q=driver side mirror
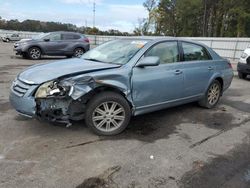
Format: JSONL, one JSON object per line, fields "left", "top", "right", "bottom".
{"left": 44, "top": 38, "right": 50, "bottom": 42}
{"left": 136, "top": 56, "right": 160, "bottom": 67}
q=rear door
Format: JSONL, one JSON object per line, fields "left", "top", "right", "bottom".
{"left": 132, "top": 41, "right": 184, "bottom": 108}
{"left": 180, "top": 42, "right": 215, "bottom": 97}
{"left": 61, "top": 33, "right": 81, "bottom": 53}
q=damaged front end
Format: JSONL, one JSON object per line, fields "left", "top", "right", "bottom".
{"left": 35, "top": 76, "right": 96, "bottom": 125}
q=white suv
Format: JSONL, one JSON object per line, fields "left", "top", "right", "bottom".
{"left": 237, "top": 47, "right": 250, "bottom": 79}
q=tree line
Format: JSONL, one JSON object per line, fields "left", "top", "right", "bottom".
{"left": 0, "top": 17, "right": 131, "bottom": 36}
{"left": 134, "top": 0, "right": 250, "bottom": 37}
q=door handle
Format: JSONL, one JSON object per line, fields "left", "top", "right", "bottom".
{"left": 174, "top": 70, "right": 183, "bottom": 75}
{"left": 208, "top": 66, "right": 214, "bottom": 70}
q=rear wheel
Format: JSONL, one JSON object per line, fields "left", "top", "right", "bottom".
{"left": 238, "top": 72, "right": 247, "bottom": 79}
{"left": 28, "top": 47, "right": 41, "bottom": 60}
{"left": 6, "top": 38, "right": 10, "bottom": 42}
{"left": 85, "top": 92, "right": 131, "bottom": 136}
{"left": 199, "top": 80, "right": 221, "bottom": 109}
{"left": 73, "top": 47, "right": 85, "bottom": 57}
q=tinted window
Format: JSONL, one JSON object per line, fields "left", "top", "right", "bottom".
{"left": 48, "top": 33, "right": 61, "bottom": 41}
{"left": 182, "top": 42, "right": 211, "bottom": 61}
{"left": 145, "top": 41, "right": 179, "bottom": 64}
{"left": 62, "top": 34, "right": 80, "bottom": 40}
{"left": 73, "top": 34, "right": 81, "bottom": 39}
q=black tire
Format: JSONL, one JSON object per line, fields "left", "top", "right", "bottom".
{"left": 6, "top": 38, "right": 10, "bottom": 42}
{"left": 198, "top": 80, "right": 222, "bottom": 109}
{"left": 238, "top": 72, "right": 247, "bottom": 79}
{"left": 73, "top": 47, "right": 85, "bottom": 57}
{"left": 28, "top": 47, "right": 41, "bottom": 60}
{"left": 85, "top": 91, "right": 131, "bottom": 136}
{"left": 66, "top": 55, "right": 73, "bottom": 58}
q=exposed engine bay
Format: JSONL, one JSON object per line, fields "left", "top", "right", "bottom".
{"left": 34, "top": 75, "right": 130, "bottom": 126}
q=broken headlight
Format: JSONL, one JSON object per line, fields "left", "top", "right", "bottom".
{"left": 35, "top": 81, "right": 70, "bottom": 98}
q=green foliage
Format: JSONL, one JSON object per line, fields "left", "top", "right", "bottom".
{"left": 0, "top": 18, "right": 131, "bottom": 36}
{"left": 138, "top": 0, "right": 250, "bottom": 37}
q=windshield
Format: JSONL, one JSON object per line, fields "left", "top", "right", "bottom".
{"left": 32, "top": 33, "right": 50, "bottom": 40}
{"left": 82, "top": 39, "right": 148, "bottom": 65}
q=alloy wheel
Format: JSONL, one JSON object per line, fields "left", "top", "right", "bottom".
{"left": 74, "top": 48, "right": 84, "bottom": 57}
{"left": 30, "top": 48, "right": 41, "bottom": 59}
{"left": 207, "top": 83, "right": 220, "bottom": 105}
{"left": 92, "top": 101, "right": 125, "bottom": 132}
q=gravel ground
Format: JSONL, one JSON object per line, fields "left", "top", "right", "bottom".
{"left": 0, "top": 42, "right": 250, "bottom": 188}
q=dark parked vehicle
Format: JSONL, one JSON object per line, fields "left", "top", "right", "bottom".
{"left": 14, "top": 32, "right": 90, "bottom": 59}
{"left": 10, "top": 38, "right": 233, "bottom": 135}
{"left": 2, "top": 34, "right": 21, "bottom": 42}
{"left": 237, "top": 47, "right": 250, "bottom": 79}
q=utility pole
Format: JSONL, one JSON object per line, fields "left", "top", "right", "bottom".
{"left": 93, "top": 0, "right": 96, "bottom": 28}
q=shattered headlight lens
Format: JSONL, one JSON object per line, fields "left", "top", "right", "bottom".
{"left": 35, "top": 81, "right": 69, "bottom": 98}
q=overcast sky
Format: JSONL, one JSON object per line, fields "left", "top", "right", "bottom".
{"left": 0, "top": 0, "right": 148, "bottom": 32}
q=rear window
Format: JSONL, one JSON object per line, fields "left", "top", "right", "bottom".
{"left": 62, "top": 34, "right": 81, "bottom": 40}
{"left": 182, "top": 42, "right": 211, "bottom": 61}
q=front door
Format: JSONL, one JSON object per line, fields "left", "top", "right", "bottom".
{"left": 42, "top": 33, "right": 63, "bottom": 54}
{"left": 132, "top": 41, "right": 184, "bottom": 110}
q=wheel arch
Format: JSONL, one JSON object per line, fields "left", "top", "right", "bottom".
{"left": 206, "top": 75, "right": 224, "bottom": 95}
{"left": 81, "top": 85, "right": 133, "bottom": 109}
{"left": 74, "top": 46, "right": 86, "bottom": 52}
{"left": 215, "top": 77, "right": 224, "bottom": 92}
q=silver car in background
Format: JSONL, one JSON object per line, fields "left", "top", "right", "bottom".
{"left": 2, "top": 33, "right": 21, "bottom": 42}
{"left": 14, "top": 31, "right": 90, "bottom": 59}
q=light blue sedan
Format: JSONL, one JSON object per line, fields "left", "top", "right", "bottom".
{"left": 10, "top": 38, "right": 234, "bottom": 135}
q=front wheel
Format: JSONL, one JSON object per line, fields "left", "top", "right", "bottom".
{"left": 85, "top": 92, "right": 131, "bottom": 136}
{"left": 28, "top": 47, "right": 41, "bottom": 60}
{"left": 198, "top": 80, "right": 222, "bottom": 109}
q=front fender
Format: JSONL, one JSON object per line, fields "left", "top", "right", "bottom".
{"left": 66, "top": 77, "right": 131, "bottom": 102}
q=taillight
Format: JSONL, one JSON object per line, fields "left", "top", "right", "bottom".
{"left": 84, "top": 38, "right": 90, "bottom": 43}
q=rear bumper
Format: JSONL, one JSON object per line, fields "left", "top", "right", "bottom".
{"left": 237, "top": 62, "right": 250, "bottom": 74}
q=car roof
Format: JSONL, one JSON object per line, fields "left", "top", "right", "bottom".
{"left": 118, "top": 37, "right": 208, "bottom": 48}
{"left": 49, "top": 31, "right": 84, "bottom": 35}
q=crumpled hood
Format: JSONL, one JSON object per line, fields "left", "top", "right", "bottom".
{"left": 18, "top": 58, "right": 120, "bottom": 84}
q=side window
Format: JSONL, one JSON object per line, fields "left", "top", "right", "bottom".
{"left": 73, "top": 34, "right": 81, "bottom": 39}
{"left": 62, "top": 34, "right": 73, "bottom": 40}
{"left": 62, "top": 34, "right": 81, "bottom": 40}
{"left": 182, "top": 42, "right": 211, "bottom": 61}
{"left": 49, "top": 33, "right": 61, "bottom": 41}
{"left": 144, "top": 41, "right": 179, "bottom": 64}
